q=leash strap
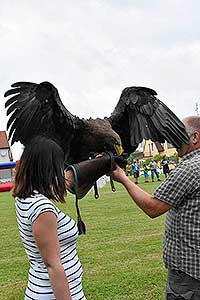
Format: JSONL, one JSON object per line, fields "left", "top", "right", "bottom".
{"left": 67, "top": 165, "right": 86, "bottom": 235}
{"left": 107, "top": 151, "right": 116, "bottom": 192}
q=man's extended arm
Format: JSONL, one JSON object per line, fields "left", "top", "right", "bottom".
{"left": 113, "top": 166, "right": 171, "bottom": 218}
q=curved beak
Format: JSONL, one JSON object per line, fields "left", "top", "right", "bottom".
{"left": 114, "top": 144, "right": 124, "bottom": 156}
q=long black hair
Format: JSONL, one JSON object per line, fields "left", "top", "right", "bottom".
{"left": 13, "top": 136, "right": 66, "bottom": 202}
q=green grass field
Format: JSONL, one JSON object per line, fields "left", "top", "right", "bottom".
{"left": 0, "top": 176, "right": 166, "bottom": 300}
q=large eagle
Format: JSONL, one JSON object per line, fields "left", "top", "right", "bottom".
{"left": 4, "top": 81, "right": 189, "bottom": 163}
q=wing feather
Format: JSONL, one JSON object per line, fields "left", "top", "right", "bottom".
{"left": 4, "top": 81, "right": 83, "bottom": 160}
{"left": 108, "top": 86, "right": 189, "bottom": 154}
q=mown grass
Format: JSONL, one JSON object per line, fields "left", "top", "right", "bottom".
{"left": 0, "top": 176, "right": 166, "bottom": 300}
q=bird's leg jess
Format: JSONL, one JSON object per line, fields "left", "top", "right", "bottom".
{"left": 106, "top": 152, "right": 116, "bottom": 192}
{"left": 89, "top": 152, "right": 100, "bottom": 199}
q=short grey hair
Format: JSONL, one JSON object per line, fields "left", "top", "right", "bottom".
{"left": 184, "top": 116, "right": 200, "bottom": 136}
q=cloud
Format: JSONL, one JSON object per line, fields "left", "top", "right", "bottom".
{"left": 1, "top": 0, "right": 200, "bottom": 159}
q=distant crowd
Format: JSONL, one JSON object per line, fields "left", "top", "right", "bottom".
{"left": 127, "top": 156, "right": 171, "bottom": 184}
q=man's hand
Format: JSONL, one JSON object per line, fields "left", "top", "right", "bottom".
{"left": 114, "top": 153, "right": 128, "bottom": 170}
{"left": 113, "top": 165, "right": 128, "bottom": 184}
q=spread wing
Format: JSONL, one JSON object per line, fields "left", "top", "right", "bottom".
{"left": 4, "top": 81, "right": 84, "bottom": 160}
{"left": 108, "top": 86, "right": 189, "bottom": 154}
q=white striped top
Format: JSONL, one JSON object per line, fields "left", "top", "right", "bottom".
{"left": 15, "top": 191, "right": 86, "bottom": 300}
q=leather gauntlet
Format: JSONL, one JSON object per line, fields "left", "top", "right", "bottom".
{"left": 66, "top": 153, "right": 111, "bottom": 199}
{"left": 66, "top": 152, "right": 127, "bottom": 235}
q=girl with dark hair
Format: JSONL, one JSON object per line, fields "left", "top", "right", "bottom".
{"left": 13, "top": 136, "right": 85, "bottom": 300}
{"left": 13, "top": 135, "right": 125, "bottom": 300}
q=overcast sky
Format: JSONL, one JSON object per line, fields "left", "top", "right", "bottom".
{"left": 1, "top": 0, "right": 200, "bottom": 159}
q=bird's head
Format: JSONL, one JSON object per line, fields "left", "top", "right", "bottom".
{"left": 103, "top": 131, "right": 124, "bottom": 156}
{"left": 86, "top": 118, "right": 124, "bottom": 156}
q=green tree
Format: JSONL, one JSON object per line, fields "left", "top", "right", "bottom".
{"left": 127, "top": 151, "right": 143, "bottom": 164}
{"left": 153, "top": 153, "right": 164, "bottom": 163}
{"left": 168, "top": 152, "right": 179, "bottom": 164}
{"left": 142, "top": 158, "right": 151, "bottom": 166}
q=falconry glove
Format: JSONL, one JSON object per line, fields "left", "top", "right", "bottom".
{"left": 66, "top": 152, "right": 127, "bottom": 235}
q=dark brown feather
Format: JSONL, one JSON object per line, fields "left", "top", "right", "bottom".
{"left": 5, "top": 83, "right": 189, "bottom": 164}
{"left": 108, "top": 86, "right": 189, "bottom": 152}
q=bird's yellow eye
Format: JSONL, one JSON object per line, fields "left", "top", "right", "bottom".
{"left": 114, "top": 144, "right": 123, "bottom": 156}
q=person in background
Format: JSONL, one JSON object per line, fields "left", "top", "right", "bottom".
{"left": 149, "top": 159, "right": 161, "bottom": 182}
{"left": 161, "top": 155, "right": 170, "bottom": 178}
{"left": 113, "top": 116, "right": 200, "bottom": 300}
{"left": 143, "top": 163, "right": 149, "bottom": 183}
{"left": 131, "top": 159, "right": 140, "bottom": 184}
